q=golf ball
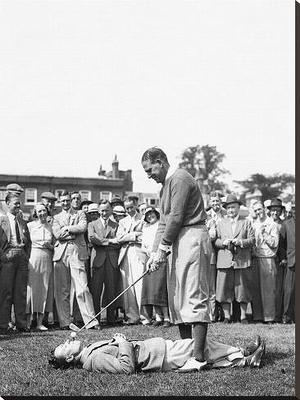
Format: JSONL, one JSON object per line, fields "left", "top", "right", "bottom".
{"left": 70, "top": 332, "right": 77, "bottom": 339}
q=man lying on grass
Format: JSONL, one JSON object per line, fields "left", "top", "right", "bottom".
{"left": 49, "top": 333, "right": 266, "bottom": 373}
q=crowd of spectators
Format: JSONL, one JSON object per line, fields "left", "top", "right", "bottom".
{"left": 0, "top": 181, "right": 295, "bottom": 335}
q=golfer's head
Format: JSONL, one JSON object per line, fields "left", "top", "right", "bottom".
{"left": 141, "top": 147, "right": 169, "bottom": 184}
{"left": 49, "top": 339, "right": 83, "bottom": 369}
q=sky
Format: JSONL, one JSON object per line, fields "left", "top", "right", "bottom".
{"left": 0, "top": 0, "right": 294, "bottom": 194}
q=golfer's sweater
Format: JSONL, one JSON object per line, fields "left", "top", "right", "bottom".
{"left": 152, "top": 168, "right": 207, "bottom": 251}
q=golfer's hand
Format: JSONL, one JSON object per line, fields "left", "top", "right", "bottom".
{"left": 223, "top": 239, "right": 231, "bottom": 247}
{"left": 147, "top": 250, "right": 167, "bottom": 273}
{"left": 113, "top": 333, "right": 127, "bottom": 343}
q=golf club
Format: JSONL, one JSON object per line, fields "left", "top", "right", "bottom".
{"left": 69, "top": 268, "right": 150, "bottom": 337}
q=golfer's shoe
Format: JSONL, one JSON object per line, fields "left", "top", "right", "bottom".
{"left": 176, "top": 357, "right": 208, "bottom": 373}
{"left": 242, "top": 335, "right": 261, "bottom": 356}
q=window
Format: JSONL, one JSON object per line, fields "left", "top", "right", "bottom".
{"left": 100, "top": 191, "right": 112, "bottom": 201}
{"left": 25, "top": 188, "right": 37, "bottom": 205}
{"left": 0, "top": 188, "right": 6, "bottom": 202}
{"left": 55, "top": 189, "right": 66, "bottom": 205}
{"left": 79, "top": 190, "right": 91, "bottom": 201}
{"left": 145, "top": 197, "right": 158, "bottom": 207}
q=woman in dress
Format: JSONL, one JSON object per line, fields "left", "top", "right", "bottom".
{"left": 139, "top": 207, "right": 170, "bottom": 327}
{"left": 26, "top": 203, "right": 54, "bottom": 331}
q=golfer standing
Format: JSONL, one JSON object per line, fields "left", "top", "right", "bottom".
{"left": 141, "top": 147, "right": 211, "bottom": 372}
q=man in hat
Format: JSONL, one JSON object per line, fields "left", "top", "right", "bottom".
{"left": 88, "top": 200, "right": 121, "bottom": 326}
{"left": 267, "top": 198, "right": 285, "bottom": 322}
{"left": 0, "top": 192, "right": 31, "bottom": 333}
{"left": 41, "top": 192, "right": 57, "bottom": 223}
{"left": 141, "top": 147, "right": 211, "bottom": 373}
{"left": 215, "top": 194, "right": 255, "bottom": 324}
{"left": 205, "top": 192, "right": 227, "bottom": 322}
{"left": 278, "top": 202, "right": 295, "bottom": 323}
{"left": 251, "top": 201, "right": 279, "bottom": 323}
{"left": 0, "top": 183, "right": 24, "bottom": 216}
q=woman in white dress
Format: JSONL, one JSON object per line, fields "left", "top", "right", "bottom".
{"left": 26, "top": 203, "right": 54, "bottom": 331}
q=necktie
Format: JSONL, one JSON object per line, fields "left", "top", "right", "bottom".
{"left": 15, "top": 217, "right": 21, "bottom": 244}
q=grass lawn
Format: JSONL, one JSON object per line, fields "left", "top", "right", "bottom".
{"left": 0, "top": 322, "right": 295, "bottom": 396}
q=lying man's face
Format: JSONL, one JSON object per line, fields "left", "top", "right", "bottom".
{"left": 54, "top": 339, "right": 83, "bottom": 363}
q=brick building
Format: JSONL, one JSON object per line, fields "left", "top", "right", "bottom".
{"left": 0, "top": 156, "right": 132, "bottom": 219}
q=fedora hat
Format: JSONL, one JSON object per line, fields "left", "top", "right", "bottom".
{"left": 87, "top": 203, "right": 99, "bottom": 214}
{"left": 41, "top": 191, "right": 57, "bottom": 201}
{"left": 6, "top": 183, "right": 24, "bottom": 193}
{"left": 112, "top": 205, "right": 126, "bottom": 215}
{"left": 222, "top": 194, "right": 242, "bottom": 208}
{"left": 267, "top": 198, "right": 284, "bottom": 210}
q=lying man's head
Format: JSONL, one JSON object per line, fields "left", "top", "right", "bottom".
{"left": 49, "top": 339, "right": 83, "bottom": 369}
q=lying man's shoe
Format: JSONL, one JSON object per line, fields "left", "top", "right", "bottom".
{"left": 249, "top": 340, "right": 266, "bottom": 368}
{"left": 176, "top": 357, "right": 207, "bottom": 373}
{"left": 242, "top": 335, "right": 261, "bottom": 356}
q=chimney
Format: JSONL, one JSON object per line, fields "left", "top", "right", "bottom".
{"left": 112, "top": 155, "right": 119, "bottom": 179}
{"left": 98, "top": 164, "right": 106, "bottom": 177}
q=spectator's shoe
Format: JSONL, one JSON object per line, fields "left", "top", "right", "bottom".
{"left": 36, "top": 325, "right": 48, "bottom": 332}
{"left": 241, "top": 318, "right": 248, "bottom": 325}
{"left": 223, "top": 318, "right": 230, "bottom": 324}
{"left": 176, "top": 357, "right": 208, "bottom": 373}
{"left": 16, "top": 327, "right": 31, "bottom": 333}
{"left": 162, "top": 321, "right": 171, "bottom": 328}
{"left": 153, "top": 321, "right": 162, "bottom": 327}
{"left": 123, "top": 320, "right": 140, "bottom": 326}
{"left": 242, "top": 335, "right": 261, "bottom": 356}
{"left": 282, "top": 316, "right": 293, "bottom": 324}
{"left": 91, "top": 324, "right": 101, "bottom": 330}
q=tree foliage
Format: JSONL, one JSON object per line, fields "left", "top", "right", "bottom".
{"left": 236, "top": 173, "right": 295, "bottom": 202}
{"left": 178, "top": 145, "right": 229, "bottom": 191}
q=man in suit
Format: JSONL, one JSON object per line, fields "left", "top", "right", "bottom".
{"left": 0, "top": 183, "right": 24, "bottom": 216}
{"left": 278, "top": 203, "right": 295, "bottom": 323}
{"left": 52, "top": 191, "right": 99, "bottom": 330}
{"left": 50, "top": 331, "right": 266, "bottom": 373}
{"left": 88, "top": 200, "right": 121, "bottom": 326}
{"left": 215, "top": 194, "right": 255, "bottom": 324}
{"left": 141, "top": 147, "right": 211, "bottom": 373}
{"left": 0, "top": 193, "right": 31, "bottom": 333}
{"left": 116, "top": 198, "right": 144, "bottom": 325}
{"left": 205, "top": 192, "right": 227, "bottom": 322}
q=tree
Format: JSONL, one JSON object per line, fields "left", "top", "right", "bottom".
{"left": 236, "top": 173, "right": 295, "bottom": 202}
{"left": 178, "top": 145, "right": 229, "bottom": 192}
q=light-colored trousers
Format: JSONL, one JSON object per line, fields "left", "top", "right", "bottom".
{"left": 54, "top": 244, "right": 97, "bottom": 329}
{"left": 208, "top": 263, "right": 217, "bottom": 320}
{"left": 119, "top": 245, "right": 146, "bottom": 323}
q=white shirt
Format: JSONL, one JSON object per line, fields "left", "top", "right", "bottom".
{"left": 228, "top": 214, "right": 240, "bottom": 234}
{"left": 7, "top": 211, "right": 20, "bottom": 246}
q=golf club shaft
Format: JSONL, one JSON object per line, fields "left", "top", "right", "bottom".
{"left": 77, "top": 269, "right": 150, "bottom": 333}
